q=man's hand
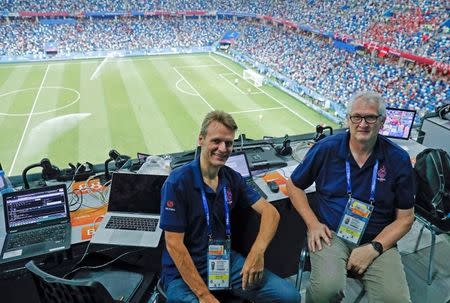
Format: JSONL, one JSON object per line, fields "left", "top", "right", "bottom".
{"left": 346, "top": 244, "right": 379, "bottom": 275}
{"left": 198, "top": 292, "right": 220, "bottom": 303}
{"left": 240, "top": 248, "right": 264, "bottom": 290}
{"left": 307, "top": 222, "right": 332, "bottom": 252}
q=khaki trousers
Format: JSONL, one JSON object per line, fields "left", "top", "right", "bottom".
{"left": 306, "top": 233, "right": 411, "bottom": 303}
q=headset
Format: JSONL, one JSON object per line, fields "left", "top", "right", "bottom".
{"left": 275, "top": 135, "right": 292, "bottom": 156}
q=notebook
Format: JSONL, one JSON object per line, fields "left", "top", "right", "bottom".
{"left": 1, "top": 184, "right": 71, "bottom": 263}
{"left": 225, "top": 152, "right": 268, "bottom": 199}
{"left": 91, "top": 172, "right": 167, "bottom": 247}
{"left": 379, "top": 107, "right": 416, "bottom": 140}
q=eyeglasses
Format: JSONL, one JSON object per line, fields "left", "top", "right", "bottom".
{"left": 348, "top": 115, "right": 381, "bottom": 124}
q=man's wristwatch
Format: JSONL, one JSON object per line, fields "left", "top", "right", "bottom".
{"left": 371, "top": 241, "right": 383, "bottom": 256}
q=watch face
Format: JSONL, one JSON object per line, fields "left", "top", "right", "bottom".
{"left": 372, "top": 241, "right": 383, "bottom": 254}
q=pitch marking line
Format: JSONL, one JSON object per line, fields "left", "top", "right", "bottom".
{"left": 229, "top": 107, "right": 284, "bottom": 115}
{"left": 172, "top": 67, "right": 214, "bottom": 110}
{"left": 219, "top": 73, "right": 247, "bottom": 95}
{"left": 175, "top": 64, "right": 221, "bottom": 68}
{"left": 0, "top": 86, "right": 80, "bottom": 116}
{"left": 209, "top": 54, "right": 315, "bottom": 127}
{"left": 219, "top": 73, "right": 264, "bottom": 96}
{"left": 175, "top": 79, "right": 198, "bottom": 96}
{"left": 9, "top": 64, "right": 50, "bottom": 176}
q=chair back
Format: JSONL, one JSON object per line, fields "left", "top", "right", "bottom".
{"left": 25, "top": 260, "right": 116, "bottom": 303}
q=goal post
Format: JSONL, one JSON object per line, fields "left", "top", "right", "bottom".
{"left": 243, "top": 69, "right": 265, "bottom": 87}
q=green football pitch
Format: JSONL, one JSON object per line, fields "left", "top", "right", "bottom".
{"left": 0, "top": 53, "right": 338, "bottom": 176}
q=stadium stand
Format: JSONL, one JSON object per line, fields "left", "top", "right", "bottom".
{"left": 0, "top": 0, "right": 448, "bottom": 115}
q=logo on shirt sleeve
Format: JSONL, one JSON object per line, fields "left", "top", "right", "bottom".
{"left": 165, "top": 200, "right": 175, "bottom": 212}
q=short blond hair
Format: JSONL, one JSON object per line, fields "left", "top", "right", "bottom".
{"left": 200, "top": 110, "right": 238, "bottom": 136}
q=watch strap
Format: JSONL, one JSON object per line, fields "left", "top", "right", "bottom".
{"left": 371, "top": 241, "right": 383, "bottom": 255}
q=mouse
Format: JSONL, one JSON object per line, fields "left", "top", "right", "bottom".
{"left": 267, "top": 181, "right": 279, "bottom": 193}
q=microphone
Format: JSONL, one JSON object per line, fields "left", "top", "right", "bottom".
{"left": 314, "top": 125, "right": 333, "bottom": 142}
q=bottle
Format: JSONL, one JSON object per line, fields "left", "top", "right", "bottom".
{"left": 0, "top": 170, "right": 14, "bottom": 195}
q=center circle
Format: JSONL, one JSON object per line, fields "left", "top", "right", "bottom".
{"left": 0, "top": 86, "right": 80, "bottom": 116}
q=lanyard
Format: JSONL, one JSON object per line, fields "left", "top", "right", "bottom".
{"left": 200, "top": 185, "right": 231, "bottom": 239}
{"left": 345, "top": 158, "right": 379, "bottom": 204}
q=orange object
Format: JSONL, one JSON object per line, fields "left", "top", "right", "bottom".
{"left": 70, "top": 205, "right": 107, "bottom": 226}
{"left": 81, "top": 223, "right": 100, "bottom": 240}
{"left": 71, "top": 178, "right": 106, "bottom": 194}
{"left": 262, "top": 171, "right": 288, "bottom": 196}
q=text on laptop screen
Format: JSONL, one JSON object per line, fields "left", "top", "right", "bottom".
{"left": 225, "top": 153, "right": 251, "bottom": 178}
{"left": 379, "top": 108, "right": 416, "bottom": 140}
{"left": 5, "top": 187, "right": 68, "bottom": 228}
{"left": 108, "top": 173, "right": 167, "bottom": 213}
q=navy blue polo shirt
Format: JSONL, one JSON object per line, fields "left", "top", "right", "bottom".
{"left": 291, "top": 132, "right": 414, "bottom": 244}
{"left": 159, "top": 158, "right": 261, "bottom": 286}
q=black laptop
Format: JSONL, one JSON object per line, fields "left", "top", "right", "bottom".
{"left": 225, "top": 152, "right": 267, "bottom": 199}
{"left": 1, "top": 184, "right": 71, "bottom": 263}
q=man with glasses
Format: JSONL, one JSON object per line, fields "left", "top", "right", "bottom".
{"left": 287, "top": 91, "right": 414, "bottom": 302}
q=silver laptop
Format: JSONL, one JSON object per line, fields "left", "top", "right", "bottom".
{"left": 1, "top": 184, "right": 71, "bottom": 263}
{"left": 91, "top": 172, "right": 167, "bottom": 247}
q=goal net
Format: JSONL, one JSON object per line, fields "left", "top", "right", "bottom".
{"left": 243, "top": 69, "right": 265, "bottom": 87}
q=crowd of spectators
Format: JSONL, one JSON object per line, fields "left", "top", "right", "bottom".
{"left": 234, "top": 23, "right": 448, "bottom": 114}
{"left": 2, "top": 0, "right": 448, "bottom": 62}
{"left": 0, "top": 3, "right": 448, "bottom": 115}
{"left": 0, "top": 18, "right": 237, "bottom": 55}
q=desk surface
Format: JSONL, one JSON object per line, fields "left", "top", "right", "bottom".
{"left": 0, "top": 137, "right": 427, "bottom": 264}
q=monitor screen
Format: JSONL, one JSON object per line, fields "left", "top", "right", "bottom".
{"left": 225, "top": 153, "right": 251, "bottom": 178}
{"left": 137, "top": 152, "right": 150, "bottom": 164}
{"left": 379, "top": 108, "right": 416, "bottom": 140}
{"left": 4, "top": 185, "right": 69, "bottom": 229}
{"left": 108, "top": 173, "right": 167, "bottom": 213}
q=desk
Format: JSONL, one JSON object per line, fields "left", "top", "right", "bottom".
{"left": 0, "top": 137, "right": 428, "bottom": 302}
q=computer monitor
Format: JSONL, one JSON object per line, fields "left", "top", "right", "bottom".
{"left": 137, "top": 152, "right": 150, "bottom": 164}
{"left": 3, "top": 185, "right": 69, "bottom": 230}
{"left": 379, "top": 108, "right": 416, "bottom": 140}
{"left": 225, "top": 152, "right": 251, "bottom": 178}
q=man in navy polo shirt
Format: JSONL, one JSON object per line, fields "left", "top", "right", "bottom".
{"left": 160, "top": 110, "right": 300, "bottom": 303}
{"left": 287, "top": 91, "right": 414, "bottom": 303}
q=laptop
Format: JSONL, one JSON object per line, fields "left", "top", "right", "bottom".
{"left": 91, "top": 172, "right": 167, "bottom": 247}
{"left": 225, "top": 152, "right": 268, "bottom": 199}
{"left": 1, "top": 184, "right": 71, "bottom": 263}
{"left": 379, "top": 107, "right": 416, "bottom": 140}
{"left": 137, "top": 152, "right": 150, "bottom": 165}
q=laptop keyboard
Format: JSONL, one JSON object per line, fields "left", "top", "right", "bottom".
{"left": 106, "top": 216, "right": 158, "bottom": 232}
{"left": 246, "top": 179, "right": 268, "bottom": 199}
{"left": 7, "top": 225, "right": 67, "bottom": 250}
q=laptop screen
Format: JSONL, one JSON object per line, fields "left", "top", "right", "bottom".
{"left": 3, "top": 184, "right": 69, "bottom": 230}
{"left": 108, "top": 173, "right": 167, "bottom": 213}
{"left": 137, "top": 152, "right": 150, "bottom": 164}
{"left": 379, "top": 108, "right": 416, "bottom": 140}
{"left": 225, "top": 153, "right": 251, "bottom": 178}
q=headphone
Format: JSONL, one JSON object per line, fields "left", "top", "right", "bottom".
{"left": 275, "top": 135, "right": 292, "bottom": 156}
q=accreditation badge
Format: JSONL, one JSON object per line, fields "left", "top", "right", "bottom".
{"left": 336, "top": 197, "right": 374, "bottom": 245}
{"left": 207, "top": 239, "right": 231, "bottom": 290}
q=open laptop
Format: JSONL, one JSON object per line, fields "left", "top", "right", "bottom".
{"left": 1, "top": 184, "right": 71, "bottom": 263}
{"left": 225, "top": 152, "right": 267, "bottom": 199}
{"left": 91, "top": 172, "right": 167, "bottom": 247}
{"left": 379, "top": 107, "right": 416, "bottom": 140}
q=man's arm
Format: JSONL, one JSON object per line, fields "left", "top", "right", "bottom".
{"left": 286, "top": 178, "right": 332, "bottom": 252}
{"left": 165, "top": 231, "right": 219, "bottom": 303}
{"left": 240, "top": 198, "right": 279, "bottom": 289}
{"left": 347, "top": 208, "right": 415, "bottom": 274}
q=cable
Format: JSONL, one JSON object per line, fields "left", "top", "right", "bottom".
{"left": 64, "top": 214, "right": 104, "bottom": 277}
{"left": 291, "top": 140, "right": 313, "bottom": 163}
{"left": 63, "top": 247, "right": 146, "bottom": 279}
